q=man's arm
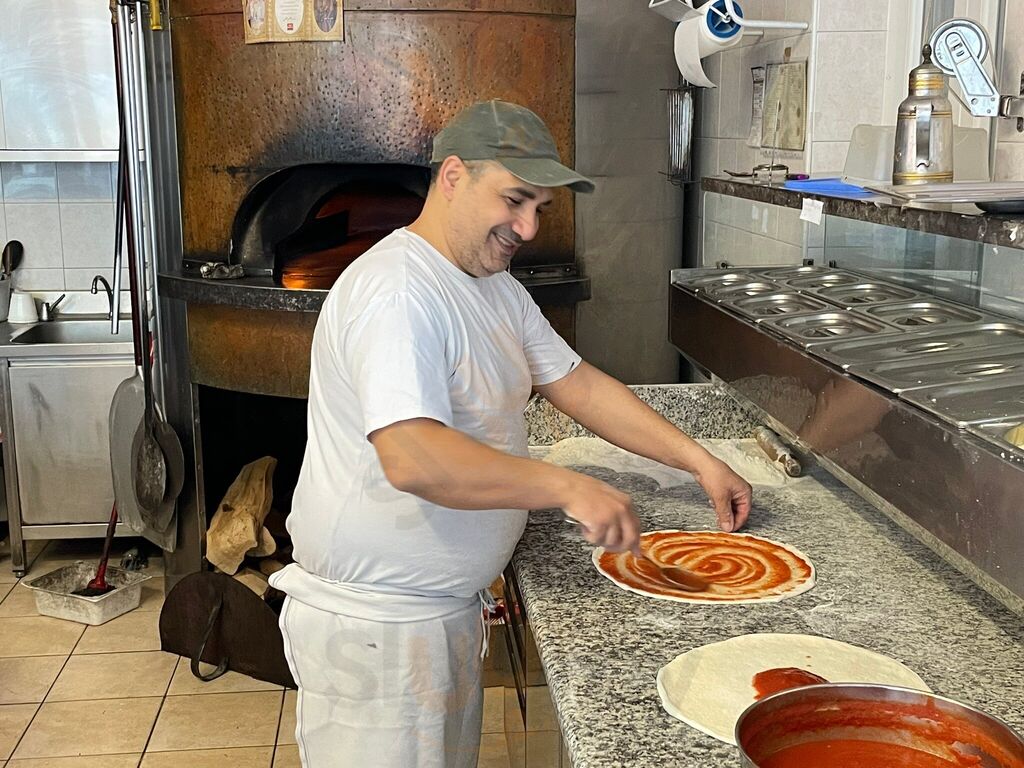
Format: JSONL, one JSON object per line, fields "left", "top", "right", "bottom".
{"left": 534, "top": 362, "right": 752, "bottom": 532}
{"left": 369, "top": 417, "right": 642, "bottom": 552}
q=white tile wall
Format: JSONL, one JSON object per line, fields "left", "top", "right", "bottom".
{"left": 0, "top": 162, "right": 120, "bottom": 302}
{"left": 810, "top": 140, "right": 849, "bottom": 173}
{"left": 812, "top": 31, "right": 888, "bottom": 142}
{"left": 817, "top": 0, "right": 889, "bottom": 31}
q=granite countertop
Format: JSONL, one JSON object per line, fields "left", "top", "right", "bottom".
{"left": 702, "top": 176, "right": 1024, "bottom": 250}
{"left": 516, "top": 385, "right": 1024, "bottom": 767}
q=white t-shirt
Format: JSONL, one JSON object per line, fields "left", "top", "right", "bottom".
{"left": 285, "top": 228, "right": 582, "bottom": 601}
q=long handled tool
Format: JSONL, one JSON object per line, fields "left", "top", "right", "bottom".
{"left": 74, "top": 504, "right": 119, "bottom": 597}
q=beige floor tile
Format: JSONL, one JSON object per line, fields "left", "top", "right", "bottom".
{"left": 0, "top": 704, "right": 39, "bottom": 760}
{"left": 526, "top": 686, "right": 558, "bottom": 732}
{"left": 503, "top": 688, "right": 524, "bottom": 734}
{"left": 0, "top": 618, "right": 83, "bottom": 658}
{"left": 0, "top": 584, "right": 13, "bottom": 601}
{"left": 0, "top": 586, "right": 41, "bottom": 619}
{"left": 561, "top": 740, "right": 571, "bottom": 767}
{"left": 135, "top": 579, "right": 164, "bottom": 613}
{"left": 7, "top": 755, "right": 141, "bottom": 767}
{"left": 13, "top": 698, "right": 160, "bottom": 759}
{"left": 140, "top": 746, "right": 273, "bottom": 767}
{"left": 525, "top": 732, "right": 560, "bottom": 768}
{"left": 0, "top": 657, "right": 66, "bottom": 705}
{"left": 147, "top": 691, "right": 282, "bottom": 752}
{"left": 47, "top": 652, "right": 176, "bottom": 702}
{"left": 0, "top": 540, "right": 48, "bottom": 584}
{"left": 276, "top": 691, "right": 295, "bottom": 746}
{"left": 477, "top": 733, "right": 511, "bottom": 768}
{"left": 506, "top": 733, "right": 524, "bottom": 768}
{"left": 74, "top": 610, "right": 160, "bottom": 654}
{"left": 167, "top": 658, "right": 282, "bottom": 696}
{"left": 272, "top": 745, "right": 300, "bottom": 768}
{"left": 482, "top": 687, "right": 504, "bottom": 734}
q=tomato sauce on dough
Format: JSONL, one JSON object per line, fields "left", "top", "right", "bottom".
{"left": 596, "top": 530, "right": 814, "bottom": 602}
{"left": 753, "top": 667, "right": 829, "bottom": 699}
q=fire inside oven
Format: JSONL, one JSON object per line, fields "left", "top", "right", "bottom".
{"left": 230, "top": 163, "right": 429, "bottom": 289}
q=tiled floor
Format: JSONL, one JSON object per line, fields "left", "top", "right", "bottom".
{"left": 0, "top": 538, "right": 565, "bottom": 767}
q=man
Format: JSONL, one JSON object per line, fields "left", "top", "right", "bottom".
{"left": 270, "top": 100, "right": 752, "bottom": 767}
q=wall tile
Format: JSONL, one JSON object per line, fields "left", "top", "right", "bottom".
{"left": 577, "top": 89, "right": 669, "bottom": 143}
{"left": 812, "top": 32, "right": 887, "bottom": 142}
{"left": 577, "top": 173, "right": 683, "bottom": 224}
{"left": 1, "top": 163, "right": 58, "bottom": 202}
{"left": 994, "top": 144, "right": 1024, "bottom": 182}
{"left": 718, "top": 139, "right": 739, "bottom": 175}
{"left": 11, "top": 268, "right": 64, "bottom": 292}
{"left": 580, "top": 220, "right": 681, "bottom": 304}
{"left": 59, "top": 203, "right": 115, "bottom": 269}
{"left": 57, "top": 163, "right": 114, "bottom": 202}
{"left": 577, "top": 297, "right": 677, "bottom": 383}
{"left": 818, "top": 0, "right": 889, "bottom": 31}
{"left": 785, "top": 0, "right": 814, "bottom": 26}
{"left": 4, "top": 204, "right": 63, "bottom": 267}
{"left": 996, "top": 0, "right": 1024, "bottom": 144}
{"left": 578, "top": 138, "right": 670, "bottom": 178}
{"left": 64, "top": 267, "right": 129, "bottom": 292}
{"left": 810, "top": 140, "right": 850, "bottom": 173}
{"left": 0, "top": 207, "right": 6, "bottom": 246}
{"left": 777, "top": 206, "right": 805, "bottom": 245}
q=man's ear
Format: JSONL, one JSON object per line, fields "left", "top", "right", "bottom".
{"left": 437, "top": 156, "right": 466, "bottom": 201}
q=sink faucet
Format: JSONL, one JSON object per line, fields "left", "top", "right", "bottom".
{"left": 39, "top": 294, "right": 66, "bottom": 322}
{"left": 91, "top": 275, "right": 114, "bottom": 319}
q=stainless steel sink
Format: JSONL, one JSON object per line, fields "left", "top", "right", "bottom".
{"left": 11, "top": 320, "right": 133, "bottom": 345}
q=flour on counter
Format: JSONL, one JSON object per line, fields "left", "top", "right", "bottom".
{"left": 536, "top": 437, "right": 805, "bottom": 488}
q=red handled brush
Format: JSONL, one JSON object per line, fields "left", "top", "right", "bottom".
{"left": 74, "top": 503, "right": 119, "bottom": 597}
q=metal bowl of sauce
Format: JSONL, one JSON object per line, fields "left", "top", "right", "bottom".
{"left": 735, "top": 684, "right": 1024, "bottom": 768}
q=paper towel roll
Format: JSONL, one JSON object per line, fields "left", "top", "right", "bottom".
{"left": 673, "top": 11, "right": 743, "bottom": 88}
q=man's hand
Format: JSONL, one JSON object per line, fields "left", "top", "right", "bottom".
{"left": 561, "top": 474, "right": 642, "bottom": 555}
{"left": 692, "top": 458, "right": 752, "bottom": 533}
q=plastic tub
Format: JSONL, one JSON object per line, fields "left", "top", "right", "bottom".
{"left": 22, "top": 562, "right": 152, "bottom": 626}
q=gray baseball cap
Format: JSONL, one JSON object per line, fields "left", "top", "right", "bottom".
{"left": 431, "top": 100, "right": 595, "bottom": 194}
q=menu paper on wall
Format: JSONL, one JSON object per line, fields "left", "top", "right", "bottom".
{"left": 243, "top": 0, "right": 343, "bottom": 43}
{"left": 761, "top": 61, "right": 806, "bottom": 151}
{"left": 747, "top": 66, "right": 765, "bottom": 148}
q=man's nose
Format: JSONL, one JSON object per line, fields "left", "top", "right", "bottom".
{"left": 511, "top": 211, "right": 540, "bottom": 242}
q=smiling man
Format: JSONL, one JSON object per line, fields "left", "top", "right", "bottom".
{"left": 270, "top": 100, "right": 752, "bottom": 767}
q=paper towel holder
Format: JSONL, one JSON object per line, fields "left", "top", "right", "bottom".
{"left": 650, "top": 0, "right": 808, "bottom": 30}
{"left": 650, "top": 0, "right": 809, "bottom": 86}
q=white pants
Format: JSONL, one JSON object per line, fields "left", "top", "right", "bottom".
{"left": 279, "top": 595, "right": 484, "bottom": 768}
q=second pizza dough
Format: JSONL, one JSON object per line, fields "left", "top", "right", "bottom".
{"left": 657, "top": 633, "right": 930, "bottom": 744}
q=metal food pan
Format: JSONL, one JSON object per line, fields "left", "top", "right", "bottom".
{"left": 763, "top": 311, "right": 902, "bottom": 347}
{"left": 783, "top": 272, "right": 863, "bottom": 292}
{"left": 967, "top": 419, "right": 1024, "bottom": 463}
{"left": 853, "top": 300, "right": 986, "bottom": 329}
{"left": 755, "top": 265, "right": 838, "bottom": 281}
{"left": 901, "top": 375, "right": 1024, "bottom": 429}
{"left": 813, "top": 282, "right": 920, "bottom": 308}
{"left": 705, "top": 281, "right": 785, "bottom": 301}
{"left": 808, "top": 321, "right": 1024, "bottom": 369}
{"left": 672, "top": 269, "right": 765, "bottom": 292}
{"left": 847, "top": 347, "right": 1024, "bottom": 394}
{"left": 725, "top": 292, "right": 834, "bottom": 322}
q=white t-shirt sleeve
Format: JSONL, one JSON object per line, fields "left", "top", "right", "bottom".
{"left": 516, "top": 281, "right": 582, "bottom": 387}
{"left": 340, "top": 291, "right": 454, "bottom": 438}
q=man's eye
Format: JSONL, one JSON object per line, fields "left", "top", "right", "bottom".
{"left": 505, "top": 197, "right": 523, "bottom": 206}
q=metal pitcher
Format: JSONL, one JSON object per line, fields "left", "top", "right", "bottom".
{"left": 893, "top": 44, "right": 954, "bottom": 185}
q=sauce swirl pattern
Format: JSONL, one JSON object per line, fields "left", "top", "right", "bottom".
{"left": 594, "top": 530, "right": 815, "bottom": 603}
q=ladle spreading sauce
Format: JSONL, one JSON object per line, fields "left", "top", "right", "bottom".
{"left": 753, "top": 667, "right": 829, "bottom": 699}
{"left": 596, "top": 531, "right": 814, "bottom": 602}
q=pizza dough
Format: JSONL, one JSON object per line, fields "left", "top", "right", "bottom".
{"left": 657, "top": 633, "right": 931, "bottom": 744}
{"left": 538, "top": 437, "right": 806, "bottom": 488}
{"left": 593, "top": 530, "right": 815, "bottom": 604}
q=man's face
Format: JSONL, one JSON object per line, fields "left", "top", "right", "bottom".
{"left": 445, "top": 162, "right": 554, "bottom": 278}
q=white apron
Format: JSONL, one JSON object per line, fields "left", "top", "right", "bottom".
{"left": 271, "top": 564, "right": 488, "bottom": 768}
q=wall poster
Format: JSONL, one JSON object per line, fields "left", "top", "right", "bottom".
{"left": 243, "top": 0, "right": 344, "bottom": 43}
{"left": 760, "top": 61, "right": 806, "bottom": 152}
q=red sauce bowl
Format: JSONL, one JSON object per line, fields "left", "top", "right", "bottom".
{"left": 735, "top": 684, "right": 1024, "bottom": 768}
